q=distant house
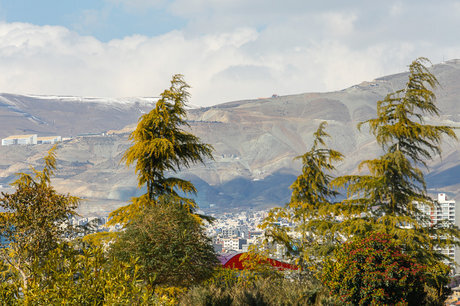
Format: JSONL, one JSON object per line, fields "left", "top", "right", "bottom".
{"left": 37, "top": 136, "right": 62, "bottom": 144}
{"left": 1, "top": 134, "right": 37, "bottom": 146}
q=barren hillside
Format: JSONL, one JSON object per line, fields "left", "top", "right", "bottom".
{"left": 0, "top": 60, "right": 459, "bottom": 215}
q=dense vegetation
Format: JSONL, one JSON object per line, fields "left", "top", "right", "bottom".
{"left": 322, "top": 232, "right": 427, "bottom": 305}
{"left": 110, "top": 198, "right": 219, "bottom": 288}
{"left": 0, "top": 58, "right": 458, "bottom": 305}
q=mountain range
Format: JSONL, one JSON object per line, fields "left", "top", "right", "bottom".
{"left": 0, "top": 60, "right": 459, "bottom": 215}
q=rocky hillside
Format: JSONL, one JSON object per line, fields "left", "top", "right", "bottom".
{"left": 0, "top": 60, "right": 459, "bottom": 215}
{"left": 0, "top": 94, "right": 156, "bottom": 139}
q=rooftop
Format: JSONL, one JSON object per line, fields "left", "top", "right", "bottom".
{"left": 3, "top": 134, "right": 37, "bottom": 139}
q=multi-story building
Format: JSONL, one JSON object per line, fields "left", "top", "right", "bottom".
{"left": 1, "top": 134, "right": 37, "bottom": 146}
{"left": 222, "top": 228, "right": 239, "bottom": 238}
{"left": 418, "top": 193, "right": 459, "bottom": 269}
{"left": 220, "top": 237, "right": 247, "bottom": 252}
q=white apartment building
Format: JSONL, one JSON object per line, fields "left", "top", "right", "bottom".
{"left": 219, "top": 237, "right": 248, "bottom": 252}
{"left": 418, "top": 193, "right": 460, "bottom": 269}
{"left": 1, "top": 134, "right": 37, "bottom": 146}
{"left": 223, "top": 238, "right": 240, "bottom": 251}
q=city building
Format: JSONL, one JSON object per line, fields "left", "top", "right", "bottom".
{"left": 418, "top": 193, "right": 460, "bottom": 270}
{"left": 1, "top": 134, "right": 37, "bottom": 146}
{"left": 219, "top": 237, "right": 247, "bottom": 252}
{"left": 222, "top": 228, "right": 239, "bottom": 238}
{"left": 37, "top": 136, "right": 62, "bottom": 144}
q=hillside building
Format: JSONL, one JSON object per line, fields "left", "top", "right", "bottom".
{"left": 1, "top": 134, "right": 37, "bottom": 146}
{"left": 37, "top": 136, "right": 62, "bottom": 144}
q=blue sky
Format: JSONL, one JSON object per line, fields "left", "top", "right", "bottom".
{"left": 0, "top": 0, "right": 185, "bottom": 41}
{"left": 0, "top": 0, "right": 459, "bottom": 106}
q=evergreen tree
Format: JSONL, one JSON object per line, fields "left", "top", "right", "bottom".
{"left": 260, "top": 122, "right": 343, "bottom": 268}
{"left": 106, "top": 75, "right": 217, "bottom": 293}
{"left": 110, "top": 74, "right": 213, "bottom": 225}
{"left": 333, "top": 57, "right": 459, "bottom": 264}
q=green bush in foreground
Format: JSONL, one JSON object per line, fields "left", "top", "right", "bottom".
{"left": 180, "top": 267, "right": 338, "bottom": 306}
{"left": 322, "top": 232, "right": 427, "bottom": 305}
{"left": 0, "top": 242, "right": 160, "bottom": 305}
{"left": 109, "top": 197, "right": 219, "bottom": 288}
{"left": 0, "top": 146, "right": 79, "bottom": 296}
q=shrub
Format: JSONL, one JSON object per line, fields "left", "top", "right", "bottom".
{"left": 180, "top": 268, "right": 337, "bottom": 305}
{"left": 321, "top": 232, "right": 427, "bottom": 305}
{"left": 110, "top": 197, "right": 219, "bottom": 287}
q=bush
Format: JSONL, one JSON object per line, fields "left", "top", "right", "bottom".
{"left": 0, "top": 242, "right": 160, "bottom": 304}
{"left": 110, "top": 197, "right": 219, "bottom": 287}
{"left": 321, "top": 232, "right": 427, "bottom": 305}
{"left": 179, "top": 268, "right": 337, "bottom": 305}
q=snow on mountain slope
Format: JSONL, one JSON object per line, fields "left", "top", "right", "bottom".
{"left": 0, "top": 60, "right": 459, "bottom": 214}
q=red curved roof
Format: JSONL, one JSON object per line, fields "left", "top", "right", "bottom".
{"left": 219, "top": 253, "right": 299, "bottom": 271}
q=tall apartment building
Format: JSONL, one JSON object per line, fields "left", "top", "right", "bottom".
{"left": 418, "top": 193, "right": 459, "bottom": 269}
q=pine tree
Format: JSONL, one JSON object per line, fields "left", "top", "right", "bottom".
{"left": 333, "top": 57, "right": 459, "bottom": 264}
{"left": 109, "top": 75, "right": 213, "bottom": 225}
{"left": 260, "top": 122, "right": 343, "bottom": 268}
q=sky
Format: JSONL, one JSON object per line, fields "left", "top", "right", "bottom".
{"left": 0, "top": 0, "right": 459, "bottom": 106}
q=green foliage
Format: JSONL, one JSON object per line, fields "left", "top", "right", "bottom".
{"left": 110, "top": 74, "right": 213, "bottom": 225}
{"left": 361, "top": 57, "right": 455, "bottom": 166}
{"left": 180, "top": 268, "right": 337, "bottom": 306}
{"left": 0, "top": 145, "right": 79, "bottom": 294}
{"left": 256, "top": 57, "right": 457, "bottom": 305}
{"left": 423, "top": 261, "right": 453, "bottom": 305}
{"left": 333, "top": 58, "right": 460, "bottom": 264}
{"left": 322, "top": 232, "right": 427, "bottom": 305}
{"left": 260, "top": 122, "right": 343, "bottom": 268}
{"left": 1, "top": 241, "right": 159, "bottom": 304}
{"left": 0, "top": 258, "right": 19, "bottom": 305}
{"left": 109, "top": 196, "right": 219, "bottom": 287}
{"left": 0, "top": 147, "right": 161, "bottom": 304}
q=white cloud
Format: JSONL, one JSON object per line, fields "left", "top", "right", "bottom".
{"left": 0, "top": 0, "right": 459, "bottom": 107}
{"left": 203, "top": 28, "right": 258, "bottom": 51}
{"left": 105, "top": 0, "right": 167, "bottom": 10}
{"left": 389, "top": 2, "right": 404, "bottom": 17}
{"left": 0, "top": 23, "right": 262, "bottom": 105}
{"left": 321, "top": 12, "right": 357, "bottom": 37}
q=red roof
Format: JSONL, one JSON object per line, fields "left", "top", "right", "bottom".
{"left": 219, "top": 252, "right": 299, "bottom": 271}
